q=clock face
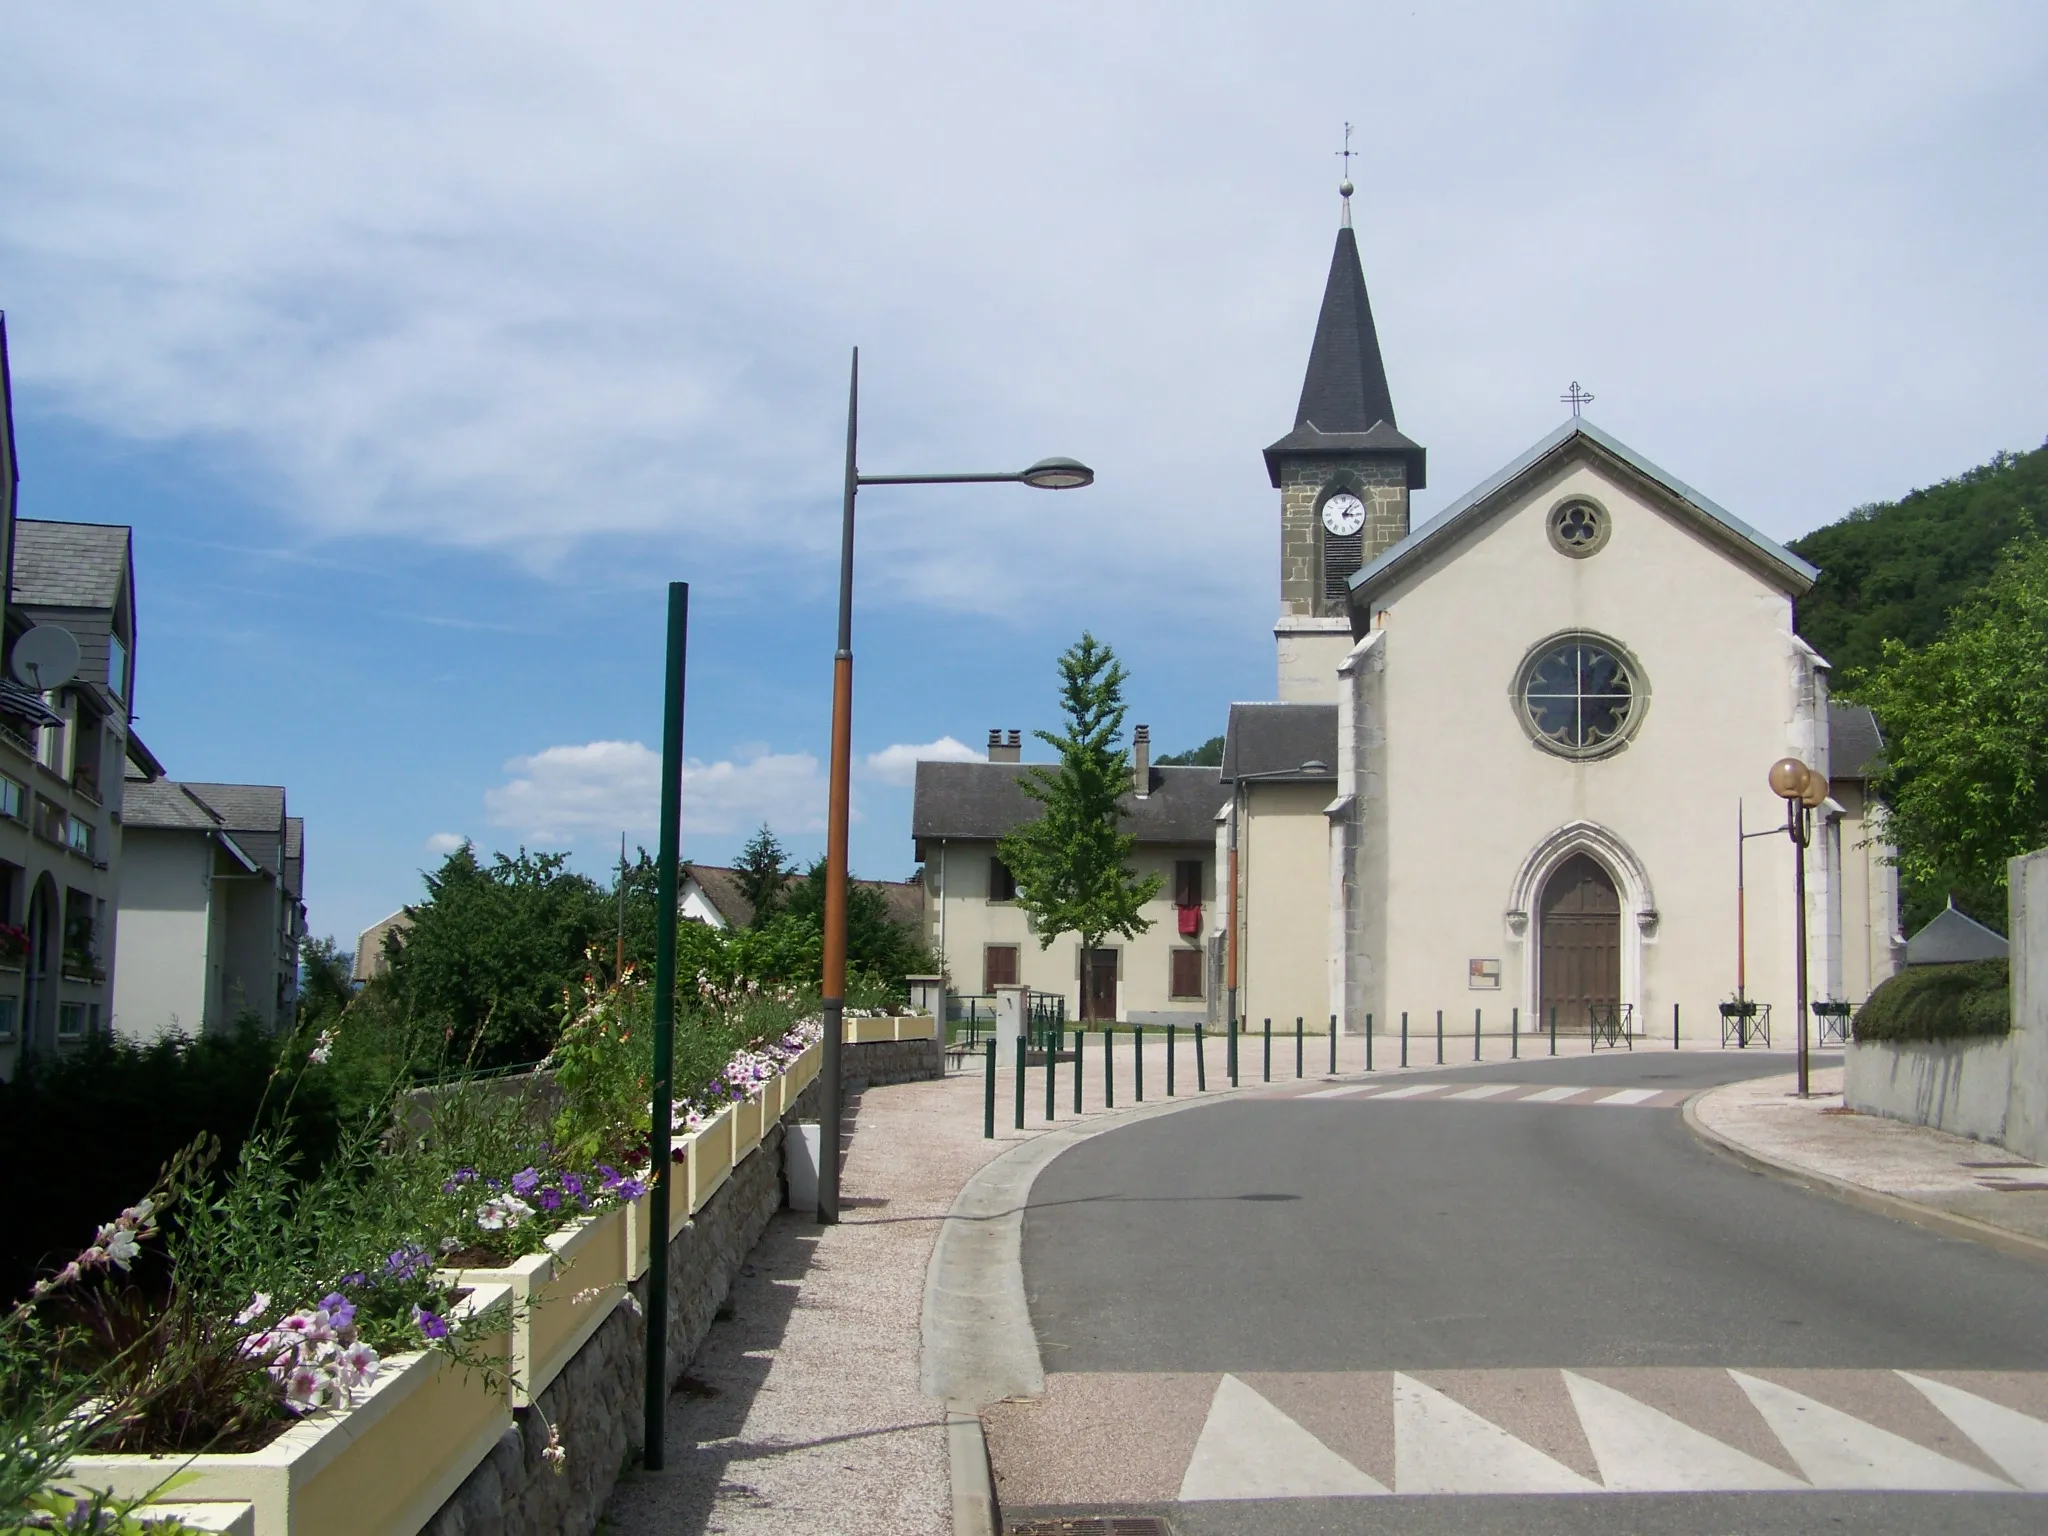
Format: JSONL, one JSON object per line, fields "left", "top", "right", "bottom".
{"left": 1322, "top": 492, "right": 1366, "bottom": 537}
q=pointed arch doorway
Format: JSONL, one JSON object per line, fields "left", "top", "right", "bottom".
{"left": 1539, "top": 853, "right": 1620, "bottom": 1033}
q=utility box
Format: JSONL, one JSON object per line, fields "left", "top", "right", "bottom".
{"left": 785, "top": 1123, "right": 821, "bottom": 1212}
{"left": 994, "top": 984, "right": 1031, "bottom": 1056}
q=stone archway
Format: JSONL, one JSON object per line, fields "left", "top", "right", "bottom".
{"left": 1506, "top": 821, "right": 1656, "bottom": 1036}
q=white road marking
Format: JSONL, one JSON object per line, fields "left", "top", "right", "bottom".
{"left": 1731, "top": 1371, "right": 2014, "bottom": 1491}
{"left": 1392, "top": 1373, "right": 1600, "bottom": 1494}
{"left": 1900, "top": 1371, "right": 2048, "bottom": 1491}
{"left": 1562, "top": 1371, "right": 1804, "bottom": 1491}
{"left": 1300, "top": 1085, "right": 1374, "bottom": 1099}
{"left": 1365, "top": 1084, "right": 1445, "bottom": 1100}
{"left": 1519, "top": 1086, "right": 1590, "bottom": 1103}
{"left": 1178, "top": 1374, "right": 1389, "bottom": 1501}
{"left": 1445, "top": 1085, "right": 1516, "bottom": 1101}
{"left": 1595, "top": 1088, "right": 1661, "bottom": 1106}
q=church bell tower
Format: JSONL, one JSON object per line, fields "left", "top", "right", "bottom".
{"left": 1265, "top": 182, "right": 1425, "bottom": 700}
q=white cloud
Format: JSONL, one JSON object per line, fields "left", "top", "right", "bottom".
{"left": 863, "top": 735, "right": 986, "bottom": 788}
{"left": 424, "top": 831, "right": 467, "bottom": 855}
{"left": 483, "top": 739, "right": 828, "bottom": 845}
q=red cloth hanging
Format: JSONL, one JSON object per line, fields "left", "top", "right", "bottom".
{"left": 1178, "top": 904, "right": 1201, "bottom": 936}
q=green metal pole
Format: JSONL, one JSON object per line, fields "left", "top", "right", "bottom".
{"left": 1400, "top": 1011, "right": 1408, "bottom": 1067}
{"left": 1072, "top": 1027, "right": 1083, "bottom": 1114}
{"left": 1674, "top": 1002, "right": 1681, "bottom": 1050}
{"left": 1436, "top": 1009, "right": 1444, "bottom": 1065}
{"left": 1474, "top": 1007, "right": 1481, "bottom": 1062}
{"left": 1329, "top": 1015, "right": 1337, "bottom": 1076}
{"left": 983, "top": 1038, "right": 995, "bottom": 1138}
{"left": 1044, "top": 1023, "right": 1055, "bottom": 1122}
{"left": 1366, "top": 1012, "right": 1373, "bottom": 1072}
{"left": 1167, "top": 1024, "right": 1176, "bottom": 1095}
{"left": 1196, "top": 1022, "right": 1207, "bottom": 1090}
{"left": 1134, "top": 1023, "right": 1144, "bottom": 1102}
{"left": 1550, "top": 1005, "right": 1558, "bottom": 1056}
{"left": 1104, "top": 1025, "right": 1114, "bottom": 1108}
{"left": 1014, "top": 1033, "right": 1026, "bottom": 1129}
{"left": 642, "top": 581, "right": 688, "bottom": 1470}
{"left": 1295, "top": 1016, "right": 1303, "bottom": 1078}
{"left": 1512, "top": 1005, "right": 1519, "bottom": 1060}
{"left": 1262, "top": 1018, "right": 1271, "bottom": 1082}
{"left": 1228, "top": 1016, "right": 1238, "bottom": 1086}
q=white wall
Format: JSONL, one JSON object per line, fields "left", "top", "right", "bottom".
{"left": 1845, "top": 1037, "right": 2013, "bottom": 1144}
{"left": 1239, "top": 781, "right": 1339, "bottom": 1032}
{"left": 112, "top": 828, "right": 211, "bottom": 1041}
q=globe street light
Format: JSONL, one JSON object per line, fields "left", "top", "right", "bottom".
{"left": 1769, "top": 756, "right": 1830, "bottom": 1098}
{"left": 819, "top": 348, "right": 1093, "bottom": 1223}
{"left": 1224, "top": 759, "right": 1329, "bottom": 1084}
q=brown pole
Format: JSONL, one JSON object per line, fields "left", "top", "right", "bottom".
{"left": 818, "top": 349, "right": 858, "bottom": 1224}
{"left": 1793, "top": 797, "right": 1810, "bottom": 1098}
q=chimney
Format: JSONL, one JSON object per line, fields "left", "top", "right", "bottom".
{"left": 1133, "top": 724, "right": 1151, "bottom": 798}
{"left": 989, "top": 729, "right": 1021, "bottom": 764}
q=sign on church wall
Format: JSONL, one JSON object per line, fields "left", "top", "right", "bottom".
{"left": 1469, "top": 958, "right": 1502, "bottom": 990}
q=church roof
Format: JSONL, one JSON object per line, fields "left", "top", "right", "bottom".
{"left": 1221, "top": 703, "right": 1339, "bottom": 784}
{"left": 1349, "top": 417, "right": 1819, "bottom": 603}
{"left": 1264, "top": 227, "right": 1425, "bottom": 490}
{"left": 1828, "top": 703, "right": 1884, "bottom": 781}
{"left": 1904, "top": 903, "right": 2008, "bottom": 966}
{"left": 911, "top": 761, "right": 1224, "bottom": 849}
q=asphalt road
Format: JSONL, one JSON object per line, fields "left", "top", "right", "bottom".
{"left": 996, "top": 1050, "right": 2048, "bottom": 1534}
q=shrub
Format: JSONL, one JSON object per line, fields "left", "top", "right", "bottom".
{"left": 1852, "top": 959, "right": 2010, "bottom": 1044}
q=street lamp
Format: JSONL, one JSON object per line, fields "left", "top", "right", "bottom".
{"left": 818, "top": 348, "right": 1093, "bottom": 1223}
{"left": 1768, "top": 756, "right": 1831, "bottom": 1098}
{"left": 1224, "top": 759, "right": 1329, "bottom": 1083}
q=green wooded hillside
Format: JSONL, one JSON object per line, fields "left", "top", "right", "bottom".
{"left": 1790, "top": 441, "right": 2048, "bottom": 686}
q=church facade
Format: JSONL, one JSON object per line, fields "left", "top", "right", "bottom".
{"left": 1226, "top": 206, "right": 1902, "bottom": 1040}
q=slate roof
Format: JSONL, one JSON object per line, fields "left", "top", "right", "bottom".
{"left": 1350, "top": 418, "right": 1819, "bottom": 602}
{"left": 11, "top": 520, "right": 131, "bottom": 610}
{"left": 1828, "top": 703, "right": 1884, "bottom": 781}
{"left": 1221, "top": 703, "right": 1339, "bottom": 784}
{"left": 1264, "top": 226, "right": 1425, "bottom": 489}
{"left": 123, "top": 779, "right": 289, "bottom": 877}
{"left": 1904, "top": 903, "right": 2009, "bottom": 966}
{"left": 685, "top": 863, "right": 923, "bottom": 933}
{"left": 912, "top": 761, "right": 1225, "bottom": 846}
{"left": 122, "top": 778, "right": 227, "bottom": 833}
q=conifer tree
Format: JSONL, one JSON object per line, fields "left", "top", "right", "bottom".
{"left": 999, "top": 633, "right": 1161, "bottom": 1014}
{"left": 732, "top": 823, "right": 791, "bottom": 928}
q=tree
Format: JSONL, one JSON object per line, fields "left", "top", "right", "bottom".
{"left": 1849, "top": 536, "right": 2048, "bottom": 932}
{"left": 731, "top": 823, "right": 792, "bottom": 927}
{"left": 781, "top": 858, "right": 936, "bottom": 994}
{"left": 998, "top": 633, "right": 1162, "bottom": 1014}
{"left": 1155, "top": 734, "right": 1225, "bottom": 767}
{"left": 296, "top": 935, "right": 356, "bottom": 1032}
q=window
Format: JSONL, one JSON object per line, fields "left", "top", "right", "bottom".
{"left": 1516, "top": 634, "right": 1645, "bottom": 758}
{"left": 988, "top": 858, "right": 1017, "bottom": 902}
{"left": 1169, "top": 948, "right": 1204, "bottom": 1000}
{"left": 67, "top": 817, "right": 94, "bottom": 859}
{"left": 71, "top": 704, "right": 102, "bottom": 799}
{"left": 0, "top": 776, "right": 21, "bottom": 822}
{"left": 1547, "top": 498, "right": 1611, "bottom": 558}
{"left": 1174, "top": 860, "right": 1203, "bottom": 909}
{"left": 984, "top": 944, "right": 1020, "bottom": 992}
{"left": 33, "top": 797, "right": 67, "bottom": 847}
{"left": 57, "top": 1002, "right": 85, "bottom": 1039}
{"left": 107, "top": 634, "right": 128, "bottom": 702}
{"left": 0, "top": 997, "right": 15, "bottom": 1039}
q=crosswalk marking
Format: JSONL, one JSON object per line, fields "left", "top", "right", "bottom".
{"left": 1365, "top": 1084, "right": 1443, "bottom": 1100}
{"left": 1902, "top": 1372, "right": 2048, "bottom": 1491}
{"left": 1445, "top": 1084, "right": 1516, "bottom": 1101}
{"left": 1299, "top": 1084, "right": 1373, "bottom": 1099}
{"left": 1731, "top": 1371, "right": 2014, "bottom": 1491}
{"left": 1595, "top": 1087, "right": 1661, "bottom": 1106}
{"left": 1179, "top": 1374, "right": 1389, "bottom": 1501}
{"left": 1274, "top": 1082, "right": 1694, "bottom": 1109}
{"left": 1393, "top": 1374, "right": 1599, "bottom": 1494}
{"left": 1520, "top": 1085, "right": 1588, "bottom": 1103}
{"left": 1563, "top": 1371, "right": 1804, "bottom": 1491}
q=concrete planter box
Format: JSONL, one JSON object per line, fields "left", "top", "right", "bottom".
{"left": 1845, "top": 1036, "right": 2015, "bottom": 1144}
{"left": 732, "top": 1089, "right": 765, "bottom": 1164}
{"left": 843, "top": 1013, "right": 936, "bottom": 1044}
{"left": 67, "top": 1283, "right": 514, "bottom": 1536}
{"left": 685, "top": 1102, "right": 736, "bottom": 1214}
{"left": 438, "top": 1205, "right": 629, "bottom": 1407}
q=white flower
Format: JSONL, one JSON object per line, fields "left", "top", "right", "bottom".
{"left": 307, "top": 1029, "right": 335, "bottom": 1066}
{"left": 284, "top": 1365, "right": 332, "bottom": 1414}
{"left": 100, "top": 1225, "right": 142, "bottom": 1270}
{"left": 337, "top": 1340, "right": 381, "bottom": 1392}
{"left": 476, "top": 1193, "right": 535, "bottom": 1231}
{"left": 234, "top": 1291, "right": 272, "bottom": 1327}
{"left": 542, "top": 1423, "right": 567, "bottom": 1475}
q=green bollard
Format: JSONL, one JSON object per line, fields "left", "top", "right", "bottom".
{"left": 1073, "top": 1027, "right": 1083, "bottom": 1114}
{"left": 1014, "top": 1033, "right": 1026, "bottom": 1129}
{"left": 1134, "top": 1024, "right": 1144, "bottom": 1102}
{"left": 1474, "top": 1007, "right": 1482, "bottom": 1062}
{"left": 1512, "top": 1005, "right": 1519, "bottom": 1060}
{"left": 1197, "top": 1021, "right": 1208, "bottom": 1091}
{"left": 1329, "top": 1015, "right": 1337, "bottom": 1076}
{"left": 1400, "top": 1011, "right": 1408, "bottom": 1067}
{"left": 1104, "top": 1026, "right": 1114, "bottom": 1109}
{"left": 1229, "top": 1017, "right": 1239, "bottom": 1086}
{"left": 1436, "top": 1008, "right": 1444, "bottom": 1065}
{"left": 1674, "top": 1002, "right": 1681, "bottom": 1050}
{"left": 1366, "top": 1012, "right": 1374, "bottom": 1072}
{"left": 984, "top": 1038, "right": 996, "bottom": 1139}
{"left": 1295, "top": 1016, "right": 1303, "bottom": 1078}
{"left": 1550, "top": 1005, "right": 1558, "bottom": 1056}
{"left": 1045, "top": 1026, "right": 1056, "bottom": 1123}
{"left": 1263, "top": 1018, "right": 1271, "bottom": 1083}
{"left": 1167, "top": 1024, "right": 1177, "bottom": 1096}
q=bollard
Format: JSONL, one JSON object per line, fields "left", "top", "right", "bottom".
{"left": 1104, "top": 1026, "right": 1115, "bottom": 1109}
{"left": 1512, "top": 1006, "right": 1519, "bottom": 1060}
{"left": 1549, "top": 1005, "right": 1558, "bottom": 1056}
{"left": 1197, "top": 1022, "right": 1208, "bottom": 1091}
{"left": 1436, "top": 1009, "right": 1444, "bottom": 1066}
{"left": 1295, "top": 1016, "right": 1304, "bottom": 1079}
{"left": 1014, "top": 1034, "right": 1026, "bottom": 1130}
{"left": 1401, "top": 1011, "right": 1409, "bottom": 1067}
{"left": 984, "top": 1038, "right": 996, "bottom": 1139}
{"left": 1329, "top": 1015, "right": 1338, "bottom": 1075}
{"left": 1167, "top": 1024, "right": 1177, "bottom": 1096}
{"left": 1229, "top": 1017, "right": 1239, "bottom": 1087}
{"left": 1045, "top": 1026, "right": 1056, "bottom": 1123}
{"left": 1673, "top": 1003, "right": 1681, "bottom": 1050}
{"left": 1263, "top": 1018, "right": 1272, "bottom": 1083}
{"left": 1366, "top": 1012, "right": 1374, "bottom": 1072}
{"left": 1073, "top": 1028, "right": 1084, "bottom": 1114}
{"left": 1135, "top": 1024, "right": 1145, "bottom": 1103}
{"left": 1474, "top": 1007, "right": 1482, "bottom": 1062}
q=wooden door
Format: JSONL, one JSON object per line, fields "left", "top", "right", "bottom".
{"left": 1539, "top": 854, "right": 1620, "bottom": 1031}
{"left": 1083, "top": 949, "right": 1118, "bottom": 1021}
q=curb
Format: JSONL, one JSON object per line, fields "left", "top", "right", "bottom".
{"left": 1681, "top": 1088, "right": 2048, "bottom": 1267}
{"left": 947, "top": 1411, "right": 998, "bottom": 1536}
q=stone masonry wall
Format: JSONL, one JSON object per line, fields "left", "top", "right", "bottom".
{"left": 1279, "top": 457, "right": 1409, "bottom": 620}
{"left": 417, "top": 1037, "right": 939, "bottom": 1536}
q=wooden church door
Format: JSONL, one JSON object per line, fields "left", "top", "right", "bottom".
{"left": 1539, "top": 854, "right": 1620, "bottom": 1031}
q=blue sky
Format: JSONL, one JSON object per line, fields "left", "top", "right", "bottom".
{"left": 3, "top": 3, "right": 2045, "bottom": 945}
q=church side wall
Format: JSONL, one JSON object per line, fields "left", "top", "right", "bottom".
{"left": 1241, "top": 781, "right": 1337, "bottom": 1033}
{"left": 1362, "top": 458, "right": 1812, "bottom": 1037}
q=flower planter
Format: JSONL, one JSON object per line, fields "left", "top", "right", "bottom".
{"left": 66, "top": 1283, "right": 514, "bottom": 1536}
{"left": 789, "top": 1039, "right": 821, "bottom": 1095}
{"left": 438, "top": 1205, "right": 629, "bottom": 1407}
{"left": 686, "top": 1102, "right": 736, "bottom": 1215}
{"left": 732, "top": 1089, "right": 764, "bottom": 1164}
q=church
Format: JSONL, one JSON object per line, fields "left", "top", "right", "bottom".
{"left": 915, "top": 191, "right": 1902, "bottom": 1041}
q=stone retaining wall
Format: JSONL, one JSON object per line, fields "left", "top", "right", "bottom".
{"left": 419, "top": 1037, "right": 932, "bottom": 1536}
{"left": 1844, "top": 1037, "right": 2014, "bottom": 1145}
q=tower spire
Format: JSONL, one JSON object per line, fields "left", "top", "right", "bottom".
{"left": 1336, "top": 122, "right": 1356, "bottom": 230}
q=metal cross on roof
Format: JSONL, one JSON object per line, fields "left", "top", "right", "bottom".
{"left": 1560, "top": 380, "right": 1595, "bottom": 417}
{"left": 1335, "top": 121, "right": 1357, "bottom": 180}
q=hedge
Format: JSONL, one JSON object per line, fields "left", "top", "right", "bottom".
{"left": 1852, "top": 958, "right": 2010, "bottom": 1044}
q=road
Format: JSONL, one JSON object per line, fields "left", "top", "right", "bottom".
{"left": 985, "top": 1050, "right": 2048, "bottom": 1534}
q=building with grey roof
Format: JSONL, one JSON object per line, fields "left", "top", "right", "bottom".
{"left": 1904, "top": 902, "right": 2008, "bottom": 967}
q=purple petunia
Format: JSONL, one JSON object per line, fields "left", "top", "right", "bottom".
{"left": 319, "top": 1292, "right": 358, "bottom": 1331}
{"left": 537, "top": 1186, "right": 563, "bottom": 1212}
{"left": 413, "top": 1305, "right": 449, "bottom": 1340}
{"left": 510, "top": 1167, "right": 541, "bottom": 1197}
{"left": 385, "top": 1245, "right": 429, "bottom": 1282}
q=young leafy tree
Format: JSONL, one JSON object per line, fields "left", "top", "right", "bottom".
{"left": 998, "top": 633, "right": 1162, "bottom": 1013}
{"left": 1850, "top": 536, "right": 2048, "bottom": 932}
{"left": 731, "top": 823, "right": 792, "bottom": 928}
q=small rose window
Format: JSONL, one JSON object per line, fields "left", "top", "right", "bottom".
{"left": 1548, "top": 499, "right": 1610, "bottom": 557}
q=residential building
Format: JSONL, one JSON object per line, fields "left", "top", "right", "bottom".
{"left": 353, "top": 907, "right": 413, "bottom": 984}
{"left": 679, "top": 863, "right": 923, "bottom": 934}
{"left": 114, "top": 777, "right": 306, "bottom": 1039}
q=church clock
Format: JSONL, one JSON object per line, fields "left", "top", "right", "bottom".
{"left": 1321, "top": 492, "right": 1367, "bottom": 537}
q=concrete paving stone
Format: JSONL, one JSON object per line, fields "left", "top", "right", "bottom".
{"left": 1744, "top": 1367, "right": 2009, "bottom": 1479}
{"left": 1411, "top": 1369, "right": 1601, "bottom": 1480}
{"left": 1244, "top": 1371, "right": 1395, "bottom": 1489}
{"left": 1575, "top": 1367, "right": 1804, "bottom": 1479}
{"left": 983, "top": 1372, "right": 1216, "bottom": 1508}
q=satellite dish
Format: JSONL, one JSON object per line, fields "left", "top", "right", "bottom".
{"left": 11, "top": 625, "right": 81, "bottom": 692}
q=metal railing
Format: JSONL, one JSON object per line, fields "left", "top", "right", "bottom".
{"left": 1812, "top": 1000, "right": 1852, "bottom": 1047}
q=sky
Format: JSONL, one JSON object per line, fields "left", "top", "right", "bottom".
{"left": 2, "top": 3, "right": 2044, "bottom": 946}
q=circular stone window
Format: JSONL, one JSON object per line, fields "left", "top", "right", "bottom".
{"left": 1515, "top": 634, "right": 1645, "bottom": 757}
{"left": 1547, "top": 497, "right": 1611, "bottom": 558}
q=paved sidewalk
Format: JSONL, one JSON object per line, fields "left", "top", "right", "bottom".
{"left": 1690, "top": 1066, "right": 2048, "bottom": 1252}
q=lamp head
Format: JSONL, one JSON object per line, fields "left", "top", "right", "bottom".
{"left": 1020, "top": 456, "right": 1094, "bottom": 490}
{"left": 1299, "top": 760, "right": 1330, "bottom": 775}
{"left": 1801, "top": 769, "right": 1831, "bottom": 809}
{"left": 1768, "top": 757, "right": 1811, "bottom": 801}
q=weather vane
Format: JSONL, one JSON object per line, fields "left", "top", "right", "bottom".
{"left": 1335, "top": 122, "right": 1356, "bottom": 227}
{"left": 1560, "top": 380, "right": 1595, "bottom": 417}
